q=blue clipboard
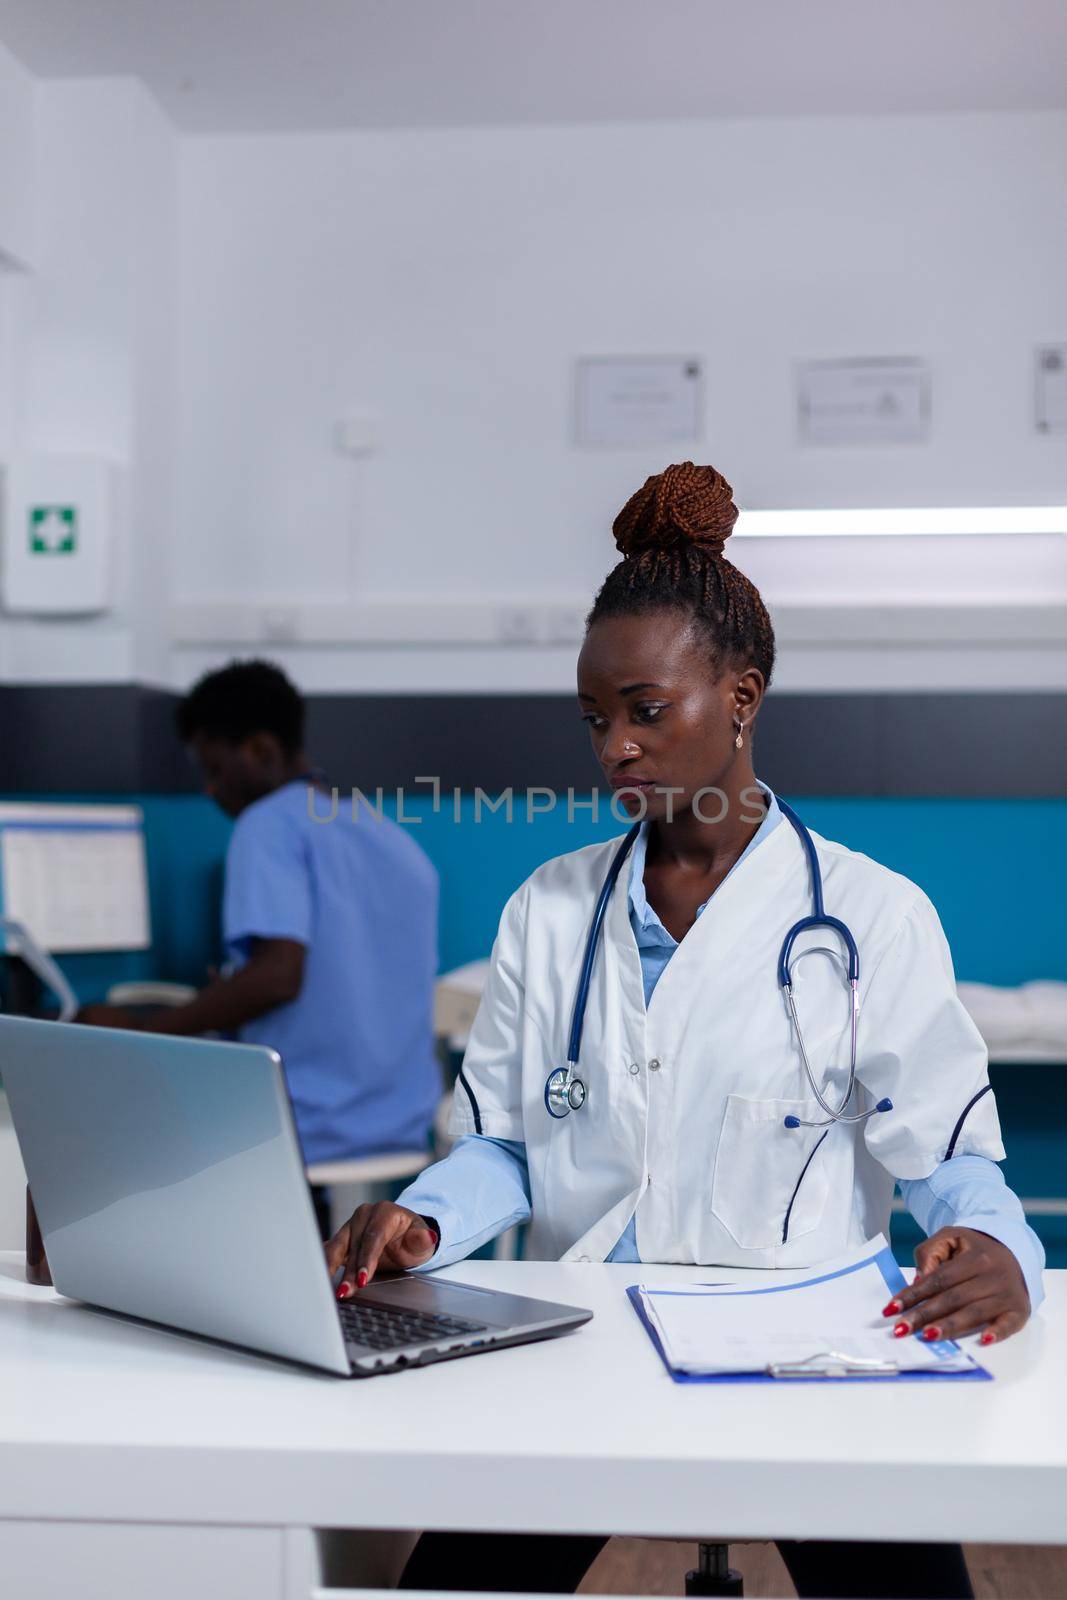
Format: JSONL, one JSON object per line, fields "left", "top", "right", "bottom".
{"left": 627, "top": 1245, "right": 992, "bottom": 1383}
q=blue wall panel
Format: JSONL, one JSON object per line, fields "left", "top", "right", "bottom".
{"left": 14, "top": 792, "right": 1063, "bottom": 993}
{"left": 791, "top": 798, "right": 1067, "bottom": 985}
{"left": 7, "top": 791, "right": 1064, "bottom": 1266}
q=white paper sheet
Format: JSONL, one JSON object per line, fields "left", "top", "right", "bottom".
{"left": 639, "top": 1238, "right": 977, "bottom": 1376}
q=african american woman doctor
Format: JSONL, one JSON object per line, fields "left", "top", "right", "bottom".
{"left": 327, "top": 463, "right": 1042, "bottom": 1600}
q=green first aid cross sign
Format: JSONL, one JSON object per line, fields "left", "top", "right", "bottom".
{"left": 28, "top": 505, "right": 78, "bottom": 555}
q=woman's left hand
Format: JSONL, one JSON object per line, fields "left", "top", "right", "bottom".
{"left": 885, "top": 1227, "right": 1030, "bottom": 1346}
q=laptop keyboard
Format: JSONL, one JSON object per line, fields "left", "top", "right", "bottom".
{"left": 338, "top": 1299, "right": 490, "bottom": 1351}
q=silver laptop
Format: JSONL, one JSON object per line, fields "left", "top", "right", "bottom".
{"left": 1, "top": 1015, "right": 591, "bottom": 1376}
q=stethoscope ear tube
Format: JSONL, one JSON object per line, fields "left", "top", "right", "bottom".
{"left": 784, "top": 1097, "right": 893, "bottom": 1130}
{"left": 545, "top": 800, "right": 894, "bottom": 1137}
{"left": 778, "top": 914, "right": 859, "bottom": 986}
{"left": 564, "top": 824, "right": 642, "bottom": 1068}
{"left": 776, "top": 802, "right": 881, "bottom": 1130}
{"left": 547, "top": 824, "right": 641, "bottom": 1120}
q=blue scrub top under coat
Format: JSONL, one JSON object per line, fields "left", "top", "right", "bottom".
{"left": 608, "top": 782, "right": 783, "bottom": 1257}
{"left": 626, "top": 784, "right": 784, "bottom": 1008}
{"left": 224, "top": 780, "right": 441, "bottom": 1165}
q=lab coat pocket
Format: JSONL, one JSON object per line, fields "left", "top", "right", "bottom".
{"left": 710, "top": 1095, "right": 830, "bottom": 1250}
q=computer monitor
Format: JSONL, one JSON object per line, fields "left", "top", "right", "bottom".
{"left": 0, "top": 802, "right": 150, "bottom": 954}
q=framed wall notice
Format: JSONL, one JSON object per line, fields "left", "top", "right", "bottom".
{"left": 797, "top": 358, "right": 930, "bottom": 445}
{"left": 575, "top": 357, "right": 702, "bottom": 448}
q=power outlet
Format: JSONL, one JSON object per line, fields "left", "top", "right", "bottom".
{"left": 261, "top": 607, "right": 300, "bottom": 642}
{"left": 544, "top": 605, "right": 587, "bottom": 644}
{"left": 334, "top": 416, "right": 377, "bottom": 456}
{"left": 497, "top": 607, "right": 539, "bottom": 644}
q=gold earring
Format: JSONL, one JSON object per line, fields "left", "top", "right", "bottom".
{"left": 734, "top": 720, "right": 744, "bottom": 750}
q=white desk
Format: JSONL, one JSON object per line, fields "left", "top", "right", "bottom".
{"left": 0, "top": 1254, "right": 1063, "bottom": 1599}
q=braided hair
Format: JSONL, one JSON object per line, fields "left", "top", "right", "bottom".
{"left": 587, "top": 462, "right": 776, "bottom": 687}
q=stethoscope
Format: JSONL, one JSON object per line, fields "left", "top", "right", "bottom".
{"left": 544, "top": 798, "right": 893, "bottom": 1132}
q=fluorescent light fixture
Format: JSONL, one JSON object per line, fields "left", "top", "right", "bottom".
{"left": 735, "top": 507, "right": 1067, "bottom": 538}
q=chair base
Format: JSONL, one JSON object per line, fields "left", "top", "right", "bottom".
{"left": 685, "top": 1542, "right": 744, "bottom": 1597}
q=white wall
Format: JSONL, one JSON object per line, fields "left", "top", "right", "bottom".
{"left": 2, "top": 91, "right": 1065, "bottom": 692}
{"left": 172, "top": 111, "right": 1067, "bottom": 692}
{"left": 0, "top": 268, "right": 24, "bottom": 462}
{"left": 128, "top": 87, "right": 179, "bottom": 686}
{"left": 0, "top": 38, "right": 33, "bottom": 496}
{"left": 0, "top": 78, "right": 178, "bottom": 684}
{"left": 0, "top": 35, "right": 34, "bottom": 269}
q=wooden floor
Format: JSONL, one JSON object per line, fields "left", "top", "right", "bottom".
{"left": 579, "top": 1537, "right": 1067, "bottom": 1599}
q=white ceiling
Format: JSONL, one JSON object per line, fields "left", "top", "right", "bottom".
{"left": 1, "top": 0, "right": 1065, "bottom": 134}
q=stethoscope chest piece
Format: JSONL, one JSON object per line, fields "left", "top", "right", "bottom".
{"left": 545, "top": 1067, "right": 586, "bottom": 1118}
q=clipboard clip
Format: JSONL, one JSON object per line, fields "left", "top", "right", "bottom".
{"left": 767, "top": 1349, "right": 899, "bottom": 1379}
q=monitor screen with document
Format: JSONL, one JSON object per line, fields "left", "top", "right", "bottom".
{"left": 0, "top": 802, "right": 150, "bottom": 954}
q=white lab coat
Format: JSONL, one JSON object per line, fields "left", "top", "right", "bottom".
{"left": 450, "top": 819, "right": 1004, "bottom": 1267}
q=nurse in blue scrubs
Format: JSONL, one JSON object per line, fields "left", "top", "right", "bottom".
{"left": 78, "top": 659, "right": 440, "bottom": 1209}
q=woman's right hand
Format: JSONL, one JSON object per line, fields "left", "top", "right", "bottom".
{"left": 325, "top": 1202, "right": 439, "bottom": 1296}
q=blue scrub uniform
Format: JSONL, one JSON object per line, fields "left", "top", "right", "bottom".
{"left": 223, "top": 780, "right": 440, "bottom": 1165}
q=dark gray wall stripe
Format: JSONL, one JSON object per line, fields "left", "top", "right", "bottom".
{"left": 0, "top": 685, "right": 147, "bottom": 792}
{"left": 137, "top": 686, "right": 201, "bottom": 793}
{"left": 1, "top": 686, "right": 1064, "bottom": 797}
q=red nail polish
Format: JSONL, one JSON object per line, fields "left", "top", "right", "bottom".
{"left": 882, "top": 1300, "right": 902, "bottom": 1317}
{"left": 923, "top": 1326, "right": 942, "bottom": 1342}
{"left": 336, "top": 1283, "right": 352, "bottom": 1300}
{"left": 980, "top": 1330, "right": 996, "bottom": 1346}
{"left": 356, "top": 1268, "right": 368, "bottom": 1289}
{"left": 893, "top": 1321, "right": 909, "bottom": 1338}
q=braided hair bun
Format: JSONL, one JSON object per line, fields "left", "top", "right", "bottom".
{"left": 588, "top": 460, "right": 775, "bottom": 687}
{"left": 612, "top": 461, "right": 739, "bottom": 561}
